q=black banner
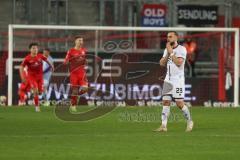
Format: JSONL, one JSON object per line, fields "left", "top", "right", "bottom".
{"left": 177, "top": 5, "right": 218, "bottom": 26}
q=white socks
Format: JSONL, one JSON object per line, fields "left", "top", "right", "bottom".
{"left": 161, "top": 105, "right": 192, "bottom": 127}
{"left": 161, "top": 106, "right": 170, "bottom": 127}
{"left": 181, "top": 105, "right": 191, "bottom": 122}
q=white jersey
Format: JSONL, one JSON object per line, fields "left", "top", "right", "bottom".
{"left": 43, "top": 55, "right": 53, "bottom": 81}
{"left": 162, "top": 44, "right": 187, "bottom": 100}
{"left": 163, "top": 44, "right": 187, "bottom": 79}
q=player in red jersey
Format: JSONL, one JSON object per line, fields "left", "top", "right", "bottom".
{"left": 64, "top": 36, "right": 88, "bottom": 112}
{"left": 19, "top": 43, "right": 54, "bottom": 112}
{"left": 18, "top": 67, "right": 30, "bottom": 106}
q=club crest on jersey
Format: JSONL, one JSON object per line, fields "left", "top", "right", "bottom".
{"left": 34, "top": 62, "right": 39, "bottom": 66}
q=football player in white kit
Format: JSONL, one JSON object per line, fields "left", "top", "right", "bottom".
{"left": 155, "top": 31, "right": 194, "bottom": 132}
{"left": 42, "top": 48, "right": 53, "bottom": 106}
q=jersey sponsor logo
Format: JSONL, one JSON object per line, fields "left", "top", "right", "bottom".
{"left": 31, "top": 61, "right": 40, "bottom": 67}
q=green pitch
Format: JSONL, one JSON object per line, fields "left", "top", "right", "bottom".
{"left": 0, "top": 106, "right": 240, "bottom": 160}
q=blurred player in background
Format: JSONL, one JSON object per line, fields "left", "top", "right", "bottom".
{"left": 155, "top": 31, "right": 194, "bottom": 132}
{"left": 18, "top": 67, "right": 30, "bottom": 106}
{"left": 183, "top": 36, "right": 198, "bottom": 77}
{"left": 64, "top": 36, "right": 88, "bottom": 112}
{"left": 42, "top": 48, "right": 54, "bottom": 106}
{"left": 19, "top": 43, "right": 54, "bottom": 112}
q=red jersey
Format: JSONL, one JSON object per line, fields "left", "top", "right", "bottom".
{"left": 21, "top": 53, "right": 47, "bottom": 77}
{"left": 20, "top": 67, "right": 28, "bottom": 79}
{"left": 64, "top": 48, "right": 87, "bottom": 74}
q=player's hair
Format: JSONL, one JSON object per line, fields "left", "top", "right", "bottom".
{"left": 43, "top": 48, "right": 50, "bottom": 52}
{"left": 28, "top": 42, "right": 39, "bottom": 49}
{"left": 167, "top": 31, "right": 178, "bottom": 37}
{"left": 74, "top": 36, "right": 83, "bottom": 40}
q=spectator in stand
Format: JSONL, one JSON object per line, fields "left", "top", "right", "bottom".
{"left": 183, "top": 36, "right": 198, "bottom": 77}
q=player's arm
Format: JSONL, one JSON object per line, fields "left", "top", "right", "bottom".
{"left": 64, "top": 50, "right": 70, "bottom": 65}
{"left": 46, "top": 59, "right": 54, "bottom": 71}
{"left": 19, "top": 65, "right": 26, "bottom": 83}
{"left": 170, "top": 46, "right": 186, "bottom": 67}
{"left": 42, "top": 55, "right": 54, "bottom": 71}
{"left": 160, "top": 55, "right": 169, "bottom": 67}
{"left": 43, "top": 57, "right": 54, "bottom": 73}
{"left": 170, "top": 55, "right": 184, "bottom": 67}
{"left": 160, "top": 49, "right": 169, "bottom": 66}
{"left": 43, "top": 66, "right": 51, "bottom": 74}
{"left": 78, "top": 52, "right": 87, "bottom": 66}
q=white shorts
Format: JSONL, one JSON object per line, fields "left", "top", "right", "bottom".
{"left": 43, "top": 79, "right": 50, "bottom": 87}
{"left": 43, "top": 73, "right": 52, "bottom": 87}
{"left": 162, "top": 75, "right": 185, "bottom": 101}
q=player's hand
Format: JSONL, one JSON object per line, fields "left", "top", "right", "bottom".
{"left": 63, "top": 60, "right": 69, "bottom": 65}
{"left": 166, "top": 42, "right": 173, "bottom": 56}
{"left": 51, "top": 65, "right": 54, "bottom": 72}
{"left": 21, "top": 78, "right": 26, "bottom": 83}
{"left": 77, "top": 56, "right": 84, "bottom": 61}
{"left": 77, "top": 56, "right": 86, "bottom": 66}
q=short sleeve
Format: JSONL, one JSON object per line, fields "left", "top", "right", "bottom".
{"left": 21, "top": 57, "right": 27, "bottom": 67}
{"left": 162, "top": 49, "right": 168, "bottom": 58}
{"left": 64, "top": 50, "right": 70, "bottom": 63}
{"left": 175, "top": 46, "right": 187, "bottom": 59}
{"left": 40, "top": 54, "right": 47, "bottom": 61}
{"left": 81, "top": 48, "right": 87, "bottom": 56}
{"left": 49, "top": 56, "right": 54, "bottom": 64}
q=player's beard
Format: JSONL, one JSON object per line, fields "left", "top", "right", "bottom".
{"left": 170, "top": 42, "right": 175, "bottom": 46}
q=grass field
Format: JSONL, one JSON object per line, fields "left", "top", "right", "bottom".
{"left": 0, "top": 106, "right": 240, "bottom": 160}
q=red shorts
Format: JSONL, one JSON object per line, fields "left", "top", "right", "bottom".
{"left": 19, "top": 71, "right": 31, "bottom": 92}
{"left": 19, "top": 80, "right": 31, "bottom": 92}
{"left": 70, "top": 71, "right": 88, "bottom": 88}
{"left": 28, "top": 75, "right": 44, "bottom": 93}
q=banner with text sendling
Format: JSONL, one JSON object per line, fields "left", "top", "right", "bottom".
{"left": 177, "top": 5, "right": 218, "bottom": 26}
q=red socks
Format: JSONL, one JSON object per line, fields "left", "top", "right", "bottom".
{"left": 19, "top": 91, "right": 26, "bottom": 103}
{"left": 71, "top": 96, "right": 77, "bottom": 106}
{"left": 34, "top": 95, "right": 39, "bottom": 106}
